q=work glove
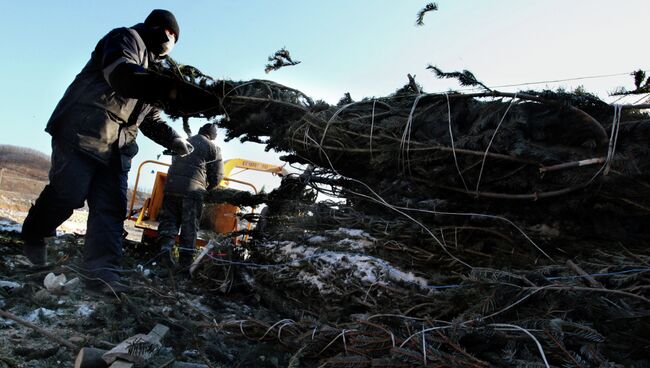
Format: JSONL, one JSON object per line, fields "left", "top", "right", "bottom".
{"left": 169, "top": 137, "right": 194, "bottom": 157}
{"left": 168, "top": 80, "right": 221, "bottom": 115}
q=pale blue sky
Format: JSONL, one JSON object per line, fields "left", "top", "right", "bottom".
{"left": 1, "top": 1, "right": 648, "bottom": 190}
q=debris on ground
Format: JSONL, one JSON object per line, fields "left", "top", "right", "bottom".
{"left": 157, "top": 62, "right": 650, "bottom": 367}
{"left": 2, "top": 65, "right": 650, "bottom": 366}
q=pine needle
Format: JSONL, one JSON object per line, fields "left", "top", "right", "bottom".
{"left": 337, "top": 92, "right": 354, "bottom": 107}
{"left": 416, "top": 3, "right": 438, "bottom": 26}
{"left": 633, "top": 69, "right": 646, "bottom": 89}
{"left": 612, "top": 68, "right": 650, "bottom": 96}
{"left": 265, "top": 47, "right": 301, "bottom": 74}
{"left": 427, "top": 65, "right": 492, "bottom": 91}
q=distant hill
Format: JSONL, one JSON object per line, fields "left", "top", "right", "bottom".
{"left": 0, "top": 144, "right": 50, "bottom": 181}
{"left": 0, "top": 145, "right": 150, "bottom": 204}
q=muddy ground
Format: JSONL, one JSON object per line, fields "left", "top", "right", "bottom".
{"left": 0, "top": 190, "right": 298, "bottom": 368}
{"left": 0, "top": 226, "right": 299, "bottom": 368}
{"left": 2, "top": 176, "right": 649, "bottom": 367}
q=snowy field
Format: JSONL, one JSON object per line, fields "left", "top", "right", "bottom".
{"left": 0, "top": 190, "right": 143, "bottom": 241}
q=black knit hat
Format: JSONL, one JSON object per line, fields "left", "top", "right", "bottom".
{"left": 199, "top": 123, "right": 218, "bottom": 139}
{"left": 144, "top": 9, "right": 180, "bottom": 41}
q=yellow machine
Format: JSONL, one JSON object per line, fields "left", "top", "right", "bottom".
{"left": 127, "top": 158, "right": 287, "bottom": 245}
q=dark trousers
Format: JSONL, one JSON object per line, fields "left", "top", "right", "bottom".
{"left": 22, "top": 140, "right": 127, "bottom": 282}
{"left": 157, "top": 194, "right": 203, "bottom": 257}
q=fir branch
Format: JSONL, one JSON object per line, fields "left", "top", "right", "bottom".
{"left": 611, "top": 68, "right": 650, "bottom": 96}
{"left": 633, "top": 69, "right": 646, "bottom": 89}
{"left": 407, "top": 73, "right": 422, "bottom": 94}
{"left": 163, "top": 56, "right": 214, "bottom": 83}
{"left": 265, "top": 47, "right": 301, "bottom": 74}
{"left": 126, "top": 337, "right": 160, "bottom": 361}
{"left": 416, "top": 3, "right": 438, "bottom": 26}
{"left": 337, "top": 92, "right": 354, "bottom": 106}
{"left": 182, "top": 116, "right": 192, "bottom": 138}
{"left": 394, "top": 74, "right": 423, "bottom": 95}
{"left": 427, "top": 65, "right": 492, "bottom": 91}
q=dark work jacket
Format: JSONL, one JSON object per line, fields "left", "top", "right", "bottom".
{"left": 165, "top": 134, "right": 224, "bottom": 198}
{"left": 45, "top": 25, "right": 179, "bottom": 171}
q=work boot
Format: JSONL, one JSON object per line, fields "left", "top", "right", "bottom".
{"left": 158, "top": 247, "right": 176, "bottom": 269}
{"left": 22, "top": 239, "right": 47, "bottom": 266}
{"left": 157, "top": 237, "right": 176, "bottom": 267}
{"left": 21, "top": 204, "right": 56, "bottom": 267}
{"left": 178, "top": 251, "right": 194, "bottom": 269}
{"left": 170, "top": 252, "right": 193, "bottom": 279}
{"left": 86, "top": 280, "right": 131, "bottom": 297}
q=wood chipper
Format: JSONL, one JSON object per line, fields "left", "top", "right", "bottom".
{"left": 126, "top": 158, "right": 287, "bottom": 246}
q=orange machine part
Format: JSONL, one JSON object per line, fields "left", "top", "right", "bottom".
{"left": 212, "top": 204, "right": 239, "bottom": 233}
{"left": 148, "top": 172, "right": 167, "bottom": 221}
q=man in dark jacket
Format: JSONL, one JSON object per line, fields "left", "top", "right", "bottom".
{"left": 158, "top": 123, "right": 224, "bottom": 268}
{"left": 21, "top": 10, "right": 213, "bottom": 294}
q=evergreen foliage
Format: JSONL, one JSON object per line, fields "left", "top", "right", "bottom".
{"left": 612, "top": 68, "right": 650, "bottom": 96}
{"left": 264, "top": 47, "right": 301, "bottom": 74}
{"left": 145, "top": 58, "right": 650, "bottom": 367}
{"left": 427, "top": 65, "right": 492, "bottom": 91}
{"left": 416, "top": 2, "right": 438, "bottom": 26}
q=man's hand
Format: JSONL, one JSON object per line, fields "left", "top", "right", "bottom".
{"left": 168, "top": 80, "right": 221, "bottom": 115}
{"left": 170, "top": 137, "right": 194, "bottom": 156}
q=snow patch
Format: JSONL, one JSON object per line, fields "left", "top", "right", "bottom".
{"left": 307, "top": 235, "right": 328, "bottom": 244}
{"left": 309, "top": 252, "right": 428, "bottom": 287}
{"left": 297, "top": 271, "right": 326, "bottom": 291}
{"left": 0, "top": 219, "right": 22, "bottom": 233}
{"left": 0, "top": 280, "right": 22, "bottom": 292}
{"left": 276, "top": 242, "right": 316, "bottom": 260}
{"left": 76, "top": 304, "right": 94, "bottom": 317}
{"left": 25, "top": 308, "right": 57, "bottom": 323}
{"left": 259, "top": 241, "right": 431, "bottom": 293}
{"left": 334, "top": 228, "right": 372, "bottom": 239}
{"left": 337, "top": 238, "right": 373, "bottom": 251}
{"left": 187, "top": 297, "right": 213, "bottom": 316}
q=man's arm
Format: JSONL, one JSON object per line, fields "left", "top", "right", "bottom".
{"left": 109, "top": 64, "right": 176, "bottom": 103}
{"left": 206, "top": 146, "right": 224, "bottom": 190}
{"left": 138, "top": 109, "right": 181, "bottom": 148}
{"left": 101, "top": 28, "right": 176, "bottom": 104}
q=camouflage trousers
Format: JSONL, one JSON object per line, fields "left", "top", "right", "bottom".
{"left": 157, "top": 194, "right": 203, "bottom": 257}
